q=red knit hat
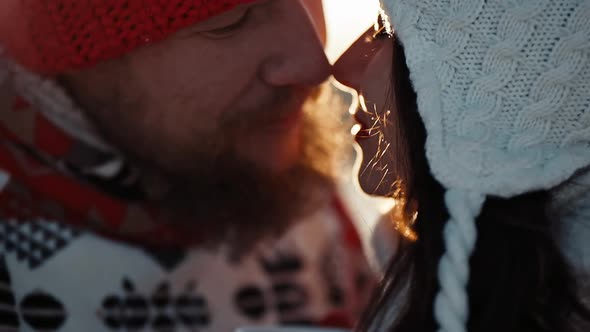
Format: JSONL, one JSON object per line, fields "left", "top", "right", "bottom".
{"left": 0, "top": 0, "right": 255, "bottom": 75}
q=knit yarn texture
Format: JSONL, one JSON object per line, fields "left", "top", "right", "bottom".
{"left": 0, "top": 0, "right": 255, "bottom": 75}
{"left": 381, "top": 0, "right": 590, "bottom": 331}
{"left": 384, "top": 0, "right": 590, "bottom": 197}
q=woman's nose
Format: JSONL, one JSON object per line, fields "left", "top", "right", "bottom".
{"left": 333, "top": 27, "right": 383, "bottom": 91}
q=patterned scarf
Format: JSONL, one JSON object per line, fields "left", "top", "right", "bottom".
{"left": 0, "top": 88, "right": 207, "bottom": 247}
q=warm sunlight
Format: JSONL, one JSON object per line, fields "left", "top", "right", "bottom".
{"left": 321, "top": 0, "right": 397, "bottom": 241}
{"left": 323, "top": 0, "right": 381, "bottom": 63}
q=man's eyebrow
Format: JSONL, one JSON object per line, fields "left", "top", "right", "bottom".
{"left": 173, "top": 5, "right": 250, "bottom": 35}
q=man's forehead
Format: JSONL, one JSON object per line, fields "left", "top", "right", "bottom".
{"left": 0, "top": 0, "right": 257, "bottom": 75}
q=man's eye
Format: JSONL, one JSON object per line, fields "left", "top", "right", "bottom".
{"left": 201, "top": 9, "right": 252, "bottom": 38}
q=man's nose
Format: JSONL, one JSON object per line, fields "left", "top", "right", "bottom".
{"left": 259, "top": 0, "right": 330, "bottom": 87}
{"left": 301, "top": 0, "right": 327, "bottom": 45}
{"left": 333, "top": 27, "right": 382, "bottom": 91}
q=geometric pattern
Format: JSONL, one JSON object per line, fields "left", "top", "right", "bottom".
{"left": 0, "top": 219, "right": 80, "bottom": 269}
{"left": 234, "top": 252, "right": 313, "bottom": 326}
{"left": 20, "top": 290, "right": 67, "bottom": 331}
{"left": 99, "top": 277, "right": 211, "bottom": 331}
{"left": 0, "top": 255, "right": 20, "bottom": 331}
{"left": 141, "top": 247, "right": 187, "bottom": 272}
{"left": 234, "top": 281, "right": 312, "bottom": 326}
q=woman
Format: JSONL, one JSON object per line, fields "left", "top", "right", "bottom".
{"left": 333, "top": 0, "right": 590, "bottom": 331}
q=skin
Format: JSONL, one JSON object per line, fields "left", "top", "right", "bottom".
{"left": 333, "top": 22, "right": 396, "bottom": 197}
{"left": 302, "top": 0, "right": 327, "bottom": 44}
{"left": 50, "top": 0, "right": 339, "bottom": 246}
{"left": 61, "top": 0, "right": 330, "bottom": 195}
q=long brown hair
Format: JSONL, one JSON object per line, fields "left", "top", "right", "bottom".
{"left": 357, "top": 36, "right": 590, "bottom": 332}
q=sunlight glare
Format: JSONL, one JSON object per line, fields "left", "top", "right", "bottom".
{"left": 351, "top": 123, "right": 362, "bottom": 135}
{"left": 323, "top": 0, "right": 381, "bottom": 63}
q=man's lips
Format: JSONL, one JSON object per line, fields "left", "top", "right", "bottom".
{"left": 255, "top": 93, "right": 307, "bottom": 133}
{"left": 255, "top": 105, "right": 305, "bottom": 135}
{"left": 276, "top": 107, "right": 304, "bottom": 128}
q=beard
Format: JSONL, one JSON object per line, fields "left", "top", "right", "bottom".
{"left": 72, "top": 83, "right": 347, "bottom": 251}
{"left": 154, "top": 88, "right": 344, "bottom": 251}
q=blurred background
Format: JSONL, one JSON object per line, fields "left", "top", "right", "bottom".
{"left": 323, "top": 0, "right": 380, "bottom": 62}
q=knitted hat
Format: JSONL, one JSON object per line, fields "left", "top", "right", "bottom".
{"left": 381, "top": 0, "right": 590, "bottom": 330}
{"left": 0, "top": 0, "right": 255, "bottom": 152}
{"left": 0, "top": 0, "right": 255, "bottom": 75}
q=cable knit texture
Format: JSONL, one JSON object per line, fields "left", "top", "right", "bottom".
{"left": 384, "top": 0, "right": 590, "bottom": 197}
{"left": 381, "top": 0, "right": 590, "bottom": 331}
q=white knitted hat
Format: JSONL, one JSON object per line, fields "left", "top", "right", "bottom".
{"left": 380, "top": 0, "right": 590, "bottom": 331}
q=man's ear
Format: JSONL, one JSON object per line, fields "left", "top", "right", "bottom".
{"left": 301, "top": 0, "right": 327, "bottom": 46}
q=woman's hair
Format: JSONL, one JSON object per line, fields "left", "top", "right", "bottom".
{"left": 357, "top": 36, "right": 590, "bottom": 332}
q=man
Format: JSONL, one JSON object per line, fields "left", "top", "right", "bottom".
{"left": 0, "top": 0, "right": 374, "bottom": 331}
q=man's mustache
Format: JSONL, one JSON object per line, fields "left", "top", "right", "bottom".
{"left": 220, "top": 86, "right": 321, "bottom": 131}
